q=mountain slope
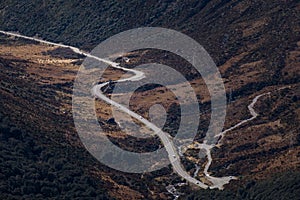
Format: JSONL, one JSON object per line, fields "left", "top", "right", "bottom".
{"left": 0, "top": 0, "right": 299, "bottom": 199}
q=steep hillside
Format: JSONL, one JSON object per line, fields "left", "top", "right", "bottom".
{"left": 0, "top": 0, "right": 299, "bottom": 199}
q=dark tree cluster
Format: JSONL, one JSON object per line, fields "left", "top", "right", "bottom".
{"left": 0, "top": 116, "right": 112, "bottom": 199}
{"left": 184, "top": 171, "right": 300, "bottom": 200}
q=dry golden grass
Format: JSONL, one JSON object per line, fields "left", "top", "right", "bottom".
{"left": 240, "top": 17, "right": 270, "bottom": 37}
{"left": 0, "top": 43, "right": 79, "bottom": 84}
{"left": 91, "top": 170, "right": 144, "bottom": 200}
{"left": 1, "top": 34, "right": 298, "bottom": 192}
{"left": 252, "top": 146, "right": 300, "bottom": 179}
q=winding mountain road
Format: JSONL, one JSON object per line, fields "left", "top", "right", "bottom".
{"left": 193, "top": 92, "right": 271, "bottom": 189}
{"left": 1, "top": 30, "right": 271, "bottom": 190}
{"left": 0, "top": 30, "right": 209, "bottom": 189}
{"left": 215, "top": 92, "right": 271, "bottom": 139}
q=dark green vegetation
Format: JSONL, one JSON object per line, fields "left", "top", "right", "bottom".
{"left": 0, "top": 35, "right": 175, "bottom": 199}
{"left": 0, "top": 115, "right": 111, "bottom": 199}
{"left": 184, "top": 171, "right": 300, "bottom": 200}
{"left": 0, "top": 1, "right": 298, "bottom": 57}
{"left": 0, "top": 41, "right": 112, "bottom": 199}
{"left": 42, "top": 47, "right": 86, "bottom": 59}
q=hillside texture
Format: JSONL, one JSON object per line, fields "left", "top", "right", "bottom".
{"left": 0, "top": 0, "right": 299, "bottom": 199}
